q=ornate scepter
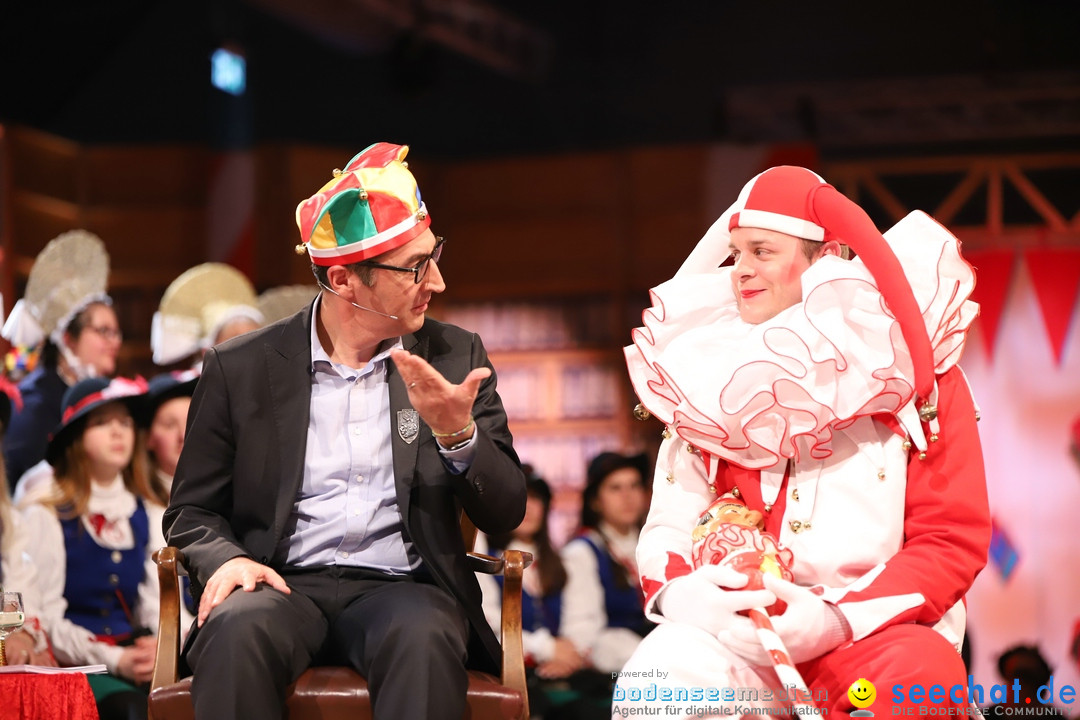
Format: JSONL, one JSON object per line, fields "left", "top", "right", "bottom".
{"left": 692, "top": 494, "right": 818, "bottom": 714}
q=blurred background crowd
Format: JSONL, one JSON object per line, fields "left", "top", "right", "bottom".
{"left": 0, "top": 1, "right": 1078, "bottom": 718}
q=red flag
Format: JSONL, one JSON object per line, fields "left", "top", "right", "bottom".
{"left": 1024, "top": 248, "right": 1080, "bottom": 365}
{"left": 966, "top": 249, "right": 1017, "bottom": 362}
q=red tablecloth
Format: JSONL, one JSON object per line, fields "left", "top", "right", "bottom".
{"left": 0, "top": 672, "right": 99, "bottom": 720}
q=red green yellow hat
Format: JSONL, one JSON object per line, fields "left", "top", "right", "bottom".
{"left": 294, "top": 143, "right": 430, "bottom": 267}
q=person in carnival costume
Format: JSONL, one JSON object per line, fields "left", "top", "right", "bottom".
{"left": 17, "top": 376, "right": 162, "bottom": 720}
{"left": 151, "top": 262, "right": 265, "bottom": 370}
{"left": 2, "top": 230, "right": 121, "bottom": 489}
{"left": 614, "top": 166, "right": 990, "bottom": 718}
{"left": 164, "top": 142, "right": 527, "bottom": 720}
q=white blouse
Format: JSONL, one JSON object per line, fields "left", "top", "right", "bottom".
{"left": 0, "top": 507, "right": 51, "bottom": 655}
{"left": 560, "top": 523, "right": 645, "bottom": 673}
{"left": 17, "top": 473, "right": 163, "bottom": 674}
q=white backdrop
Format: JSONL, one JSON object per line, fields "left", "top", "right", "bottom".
{"left": 962, "top": 259, "right": 1080, "bottom": 695}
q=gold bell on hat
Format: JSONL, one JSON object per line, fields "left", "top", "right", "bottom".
{"left": 633, "top": 403, "right": 651, "bottom": 421}
{"left": 295, "top": 244, "right": 308, "bottom": 255}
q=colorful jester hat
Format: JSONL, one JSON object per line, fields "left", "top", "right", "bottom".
{"left": 294, "top": 143, "right": 430, "bottom": 266}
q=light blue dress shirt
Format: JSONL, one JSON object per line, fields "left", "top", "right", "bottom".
{"left": 277, "top": 295, "right": 477, "bottom": 573}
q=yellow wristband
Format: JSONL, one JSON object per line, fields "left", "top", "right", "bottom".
{"left": 431, "top": 416, "right": 474, "bottom": 439}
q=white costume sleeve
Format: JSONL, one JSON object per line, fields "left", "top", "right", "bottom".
{"left": 635, "top": 434, "right": 714, "bottom": 620}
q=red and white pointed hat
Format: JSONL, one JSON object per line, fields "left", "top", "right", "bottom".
{"left": 687, "top": 166, "right": 936, "bottom": 403}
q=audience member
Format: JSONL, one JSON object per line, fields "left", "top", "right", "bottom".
{"left": 2, "top": 230, "right": 120, "bottom": 489}
{"left": 143, "top": 371, "right": 200, "bottom": 506}
{"left": 142, "top": 370, "right": 200, "bottom": 636}
{"left": 0, "top": 375, "right": 54, "bottom": 666}
{"left": 479, "top": 468, "right": 583, "bottom": 717}
{"left": 151, "top": 263, "right": 264, "bottom": 369}
{"left": 988, "top": 645, "right": 1067, "bottom": 717}
{"left": 561, "top": 452, "right": 652, "bottom": 676}
{"left": 257, "top": 284, "right": 319, "bottom": 325}
{"left": 18, "top": 377, "right": 162, "bottom": 720}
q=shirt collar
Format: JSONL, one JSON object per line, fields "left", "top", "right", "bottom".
{"left": 309, "top": 293, "right": 402, "bottom": 378}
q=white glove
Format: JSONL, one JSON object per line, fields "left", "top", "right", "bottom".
{"left": 717, "top": 574, "right": 847, "bottom": 665}
{"left": 657, "top": 564, "right": 777, "bottom": 637}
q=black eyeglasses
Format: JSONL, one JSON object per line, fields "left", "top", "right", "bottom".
{"left": 357, "top": 236, "right": 445, "bottom": 284}
{"left": 85, "top": 325, "right": 123, "bottom": 342}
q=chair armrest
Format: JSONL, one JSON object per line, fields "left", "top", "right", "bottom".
{"left": 466, "top": 551, "right": 504, "bottom": 575}
{"left": 498, "top": 548, "right": 533, "bottom": 717}
{"left": 150, "top": 547, "right": 186, "bottom": 692}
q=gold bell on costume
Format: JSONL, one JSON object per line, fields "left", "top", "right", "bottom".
{"left": 151, "top": 263, "right": 264, "bottom": 365}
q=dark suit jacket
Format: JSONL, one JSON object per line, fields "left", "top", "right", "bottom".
{"left": 163, "top": 303, "right": 527, "bottom": 674}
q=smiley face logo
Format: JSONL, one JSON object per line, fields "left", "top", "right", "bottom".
{"left": 848, "top": 678, "right": 876, "bottom": 710}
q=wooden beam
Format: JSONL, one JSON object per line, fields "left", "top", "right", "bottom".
{"left": 1003, "top": 163, "right": 1068, "bottom": 231}
{"left": 934, "top": 166, "right": 986, "bottom": 226}
{"left": 987, "top": 165, "right": 1003, "bottom": 237}
{"left": 860, "top": 172, "right": 909, "bottom": 224}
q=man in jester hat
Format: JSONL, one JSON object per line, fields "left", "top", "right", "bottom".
{"left": 165, "top": 143, "right": 527, "bottom": 720}
{"left": 613, "top": 166, "right": 990, "bottom": 718}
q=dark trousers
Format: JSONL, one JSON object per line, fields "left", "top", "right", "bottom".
{"left": 185, "top": 566, "right": 470, "bottom": 720}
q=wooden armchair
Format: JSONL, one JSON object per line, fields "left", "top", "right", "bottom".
{"left": 148, "top": 525, "right": 533, "bottom": 720}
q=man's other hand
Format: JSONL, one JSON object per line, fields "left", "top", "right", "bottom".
{"left": 198, "top": 557, "right": 290, "bottom": 627}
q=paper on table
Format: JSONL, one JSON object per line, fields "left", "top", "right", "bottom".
{"left": 0, "top": 664, "right": 107, "bottom": 674}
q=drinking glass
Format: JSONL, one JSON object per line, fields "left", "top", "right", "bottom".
{"left": 0, "top": 591, "right": 26, "bottom": 666}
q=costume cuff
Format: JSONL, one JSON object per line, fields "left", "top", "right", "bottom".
{"left": 823, "top": 601, "right": 853, "bottom": 649}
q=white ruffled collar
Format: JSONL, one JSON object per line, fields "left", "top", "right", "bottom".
{"left": 626, "top": 211, "right": 977, "bottom": 470}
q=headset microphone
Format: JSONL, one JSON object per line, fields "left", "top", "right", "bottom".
{"left": 316, "top": 281, "right": 399, "bottom": 320}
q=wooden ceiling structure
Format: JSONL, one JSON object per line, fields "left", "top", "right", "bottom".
{"left": 825, "top": 153, "right": 1080, "bottom": 252}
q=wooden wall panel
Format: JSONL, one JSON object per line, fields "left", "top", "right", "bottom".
{"left": 6, "top": 127, "right": 80, "bottom": 202}
{"left": 8, "top": 192, "right": 84, "bottom": 274}
{"left": 431, "top": 152, "right": 622, "bottom": 222}
{"left": 253, "top": 144, "right": 358, "bottom": 288}
{"left": 437, "top": 215, "right": 620, "bottom": 300}
{"left": 426, "top": 151, "right": 640, "bottom": 299}
{"left": 82, "top": 145, "right": 208, "bottom": 205}
{"left": 81, "top": 207, "right": 207, "bottom": 278}
{"left": 624, "top": 145, "right": 711, "bottom": 291}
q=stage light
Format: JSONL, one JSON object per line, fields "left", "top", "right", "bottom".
{"left": 211, "top": 47, "right": 246, "bottom": 96}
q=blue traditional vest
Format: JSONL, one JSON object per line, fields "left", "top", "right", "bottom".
{"left": 576, "top": 533, "right": 646, "bottom": 633}
{"left": 60, "top": 499, "right": 149, "bottom": 637}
